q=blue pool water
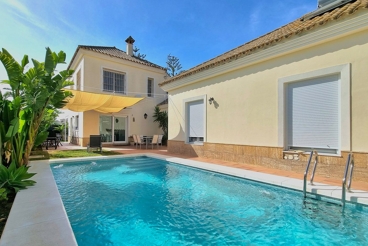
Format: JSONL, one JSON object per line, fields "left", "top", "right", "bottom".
{"left": 51, "top": 156, "right": 368, "bottom": 245}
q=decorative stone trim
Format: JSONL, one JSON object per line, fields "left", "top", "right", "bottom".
{"left": 167, "top": 140, "right": 368, "bottom": 181}
{"left": 283, "top": 150, "right": 304, "bottom": 161}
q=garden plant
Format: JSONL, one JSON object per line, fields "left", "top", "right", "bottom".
{"left": 0, "top": 47, "right": 74, "bottom": 200}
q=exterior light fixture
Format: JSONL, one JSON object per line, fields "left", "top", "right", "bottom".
{"left": 144, "top": 113, "right": 148, "bottom": 119}
{"left": 208, "top": 97, "right": 214, "bottom": 105}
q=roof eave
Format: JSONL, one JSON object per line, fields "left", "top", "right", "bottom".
{"left": 159, "top": 0, "right": 368, "bottom": 87}
{"left": 160, "top": 9, "right": 368, "bottom": 91}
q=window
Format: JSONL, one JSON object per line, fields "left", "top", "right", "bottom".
{"left": 103, "top": 70, "right": 125, "bottom": 93}
{"left": 278, "top": 64, "right": 350, "bottom": 155}
{"left": 287, "top": 75, "right": 339, "bottom": 154}
{"left": 184, "top": 96, "right": 206, "bottom": 144}
{"left": 76, "top": 70, "right": 81, "bottom": 90}
{"left": 75, "top": 115, "right": 79, "bottom": 130}
{"left": 147, "top": 78, "right": 154, "bottom": 97}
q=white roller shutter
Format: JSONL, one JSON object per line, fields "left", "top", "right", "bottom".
{"left": 287, "top": 75, "right": 339, "bottom": 152}
{"left": 188, "top": 100, "right": 204, "bottom": 141}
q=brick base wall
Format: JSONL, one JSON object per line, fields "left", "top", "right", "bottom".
{"left": 168, "top": 140, "right": 368, "bottom": 182}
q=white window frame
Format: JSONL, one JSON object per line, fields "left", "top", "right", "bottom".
{"left": 147, "top": 77, "right": 154, "bottom": 97}
{"left": 99, "top": 114, "right": 129, "bottom": 144}
{"left": 183, "top": 95, "right": 207, "bottom": 145}
{"left": 278, "top": 64, "right": 350, "bottom": 156}
{"left": 102, "top": 68, "right": 126, "bottom": 94}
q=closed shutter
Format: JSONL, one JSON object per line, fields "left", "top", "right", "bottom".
{"left": 188, "top": 100, "right": 204, "bottom": 142}
{"left": 287, "top": 75, "right": 339, "bottom": 152}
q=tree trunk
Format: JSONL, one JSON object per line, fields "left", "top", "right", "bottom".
{"left": 23, "top": 115, "right": 43, "bottom": 166}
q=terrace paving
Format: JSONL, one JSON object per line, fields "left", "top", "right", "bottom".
{"left": 98, "top": 144, "right": 368, "bottom": 192}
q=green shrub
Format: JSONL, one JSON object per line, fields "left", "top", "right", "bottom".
{"left": 0, "top": 183, "right": 7, "bottom": 201}
{"left": 0, "top": 161, "right": 36, "bottom": 199}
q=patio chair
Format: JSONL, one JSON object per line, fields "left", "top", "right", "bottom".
{"left": 139, "top": 135, "right": 146, "bottom": 144}
{"left": 157, "top": 135, "right": 163, "bottom": 148}
{"left": 87, "top": 135, "right": 102, "bottom": 153}
{"left": 132, "top": 134, "right": 139, "bottom": 148}
{"left": 135, "top": 134, "right": 144, "bottom": 149}
{"left": 148, "top": 135, "right": 159, "bottom": 149}
{"left": 56, "top": 133, "right": 63, "bottom": 146}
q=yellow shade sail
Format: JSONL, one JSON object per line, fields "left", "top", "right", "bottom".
{"left": 63, "top": 90, "right": 144, "bottom": 113}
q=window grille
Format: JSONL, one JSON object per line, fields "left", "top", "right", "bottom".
{"left": 103, "top": 70, "right": 125, "bottom": 94}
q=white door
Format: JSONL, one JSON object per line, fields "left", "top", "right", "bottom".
{"left": 113, "top": 116, "right": 127, "bottom": 143}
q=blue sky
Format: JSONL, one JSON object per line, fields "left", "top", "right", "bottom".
{"left": 0, "top": 0, "right": 317, "bottom": 83}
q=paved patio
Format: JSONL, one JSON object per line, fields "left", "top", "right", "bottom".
{"left": 56, "top": 142, "right": 368, "bottom": 191}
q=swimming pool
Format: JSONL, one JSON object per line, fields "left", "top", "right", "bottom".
{"left": 51, "top": 156, "right": 368, "bottom": 245}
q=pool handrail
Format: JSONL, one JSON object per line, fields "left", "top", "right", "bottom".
{"left": 303, "top": 150, "right": 318, "bottom": 198}
{"left": 342, "top": 153, "right": 354, "bottom": 208}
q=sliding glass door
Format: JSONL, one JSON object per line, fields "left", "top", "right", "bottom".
{"left": 113, "top": 116, "right": 126, "bottom": 142}
{"left": 99, "top": 116, "right": 127, "bottom": 144}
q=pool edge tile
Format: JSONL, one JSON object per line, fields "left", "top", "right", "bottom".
{"left": 0, "top": 161, "right": 77, "bottom": 246}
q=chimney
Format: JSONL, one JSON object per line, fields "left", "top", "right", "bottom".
{"left": 125, "top": 36, "right": 135, "bottom": 56}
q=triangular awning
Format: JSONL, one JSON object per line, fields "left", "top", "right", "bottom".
{"left": 63, "top": 90, "right": 143, "bottom": 113}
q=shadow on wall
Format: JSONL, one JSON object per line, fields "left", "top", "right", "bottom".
{"left": 168, "top": 125, "right": 201, "bottom": 158}
{"left": 212, "top": 99, "right": 220, "bottom": 109}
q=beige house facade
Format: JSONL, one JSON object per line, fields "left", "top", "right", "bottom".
{"left": 66, "top": 37, "right": 167, "bottom": 146}
{"left": 160, "top": 0, "right": 368, "bottom": 181}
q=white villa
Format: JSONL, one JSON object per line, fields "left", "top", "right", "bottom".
{"left": 160, "top": 0, "right": 368, "bottom": 180}
{"left": 64, "top": 36, "right": 168, "bottom": 146}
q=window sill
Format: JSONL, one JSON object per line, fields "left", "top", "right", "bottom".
{"left": 283, "top": 150, "right": 341, "bottom": 160}
{"left": 186, "top": 142, "right": 204, "bottom": 146}
{"left": 102, "top": 90, "right": 126, "bottom": 94}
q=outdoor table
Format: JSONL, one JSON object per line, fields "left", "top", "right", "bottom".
{"left": 43, "top": 137, "right": 58, "bottom": 150}
{"left": 142, "top": 136, "right": 153, "bottom": 149}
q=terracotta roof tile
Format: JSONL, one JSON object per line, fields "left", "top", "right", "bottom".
{"left": 159, "top": 0, "right": 368, "bottom": 87}
{"left": 68, "top": 45, "right": 166, "bottom": 71}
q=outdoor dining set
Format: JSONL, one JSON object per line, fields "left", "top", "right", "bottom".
{"left": 85, "top": 134, "right": 164, "bottom": 153}
{"left": 132, "top": 134, "right": 163, "bottom": 149}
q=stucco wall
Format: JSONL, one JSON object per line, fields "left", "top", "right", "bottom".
{"left": 68, "top": 50, "right": 167, "bottom": 146}
{"left": 81, "top": 52, "right": 166, "bottom": 97}
{"left": 167, "top": 29, "right": 368, "bottom": 153}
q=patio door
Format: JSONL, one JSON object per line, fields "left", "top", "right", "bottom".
{"left": 99, "top": 116, "right": 127, "bottom": 144}
{"left": 113, "top": 116, "right": 126, "bottom": 143}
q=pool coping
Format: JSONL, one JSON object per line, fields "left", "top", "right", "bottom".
{"left": 1, "top": 153, "right": 368, "bottom": 245}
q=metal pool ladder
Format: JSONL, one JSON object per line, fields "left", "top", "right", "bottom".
{"left": 342, "top": 153, "right": 354, "bottom": 208}
{"left": 303, "top": 150, "right": 318, "bottom": 198}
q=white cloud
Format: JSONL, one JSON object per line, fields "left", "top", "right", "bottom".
{"left": 1, "top": 0, "right": 32, "bottom": 17}
{"left": 1, "top": 1, "right": 51, "bottom": 36}
{"left": 249, "top": 8, "right": 261, "bottom": 32}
